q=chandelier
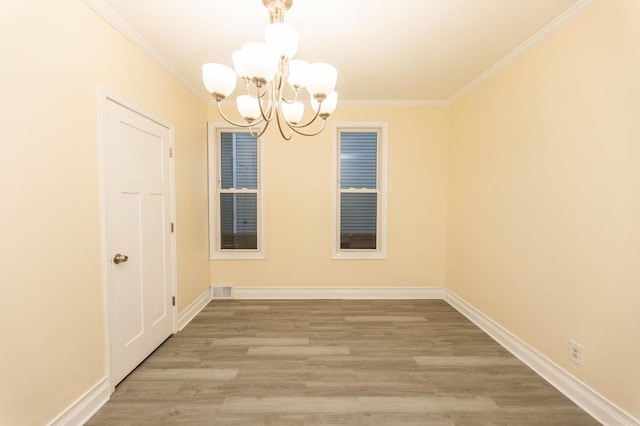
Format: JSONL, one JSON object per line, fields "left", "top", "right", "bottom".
{"left": 202, "top": 0, "right": 338, "bottom": 140}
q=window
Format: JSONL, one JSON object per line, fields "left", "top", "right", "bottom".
{"left": 332, "top": 123, "right": 387, "bottom": 259}
{"left": 209, "top": 124, "right": 265, "bottom": 259}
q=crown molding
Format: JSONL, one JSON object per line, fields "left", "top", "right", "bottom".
{"left": 449, "top": 0, "right": 600, "bottom": 103}
{"left": 83, "top": 0, "right": 210, "bottom": 105}
{"left": 338, "top": 99, "right": 451, "bottom": 107}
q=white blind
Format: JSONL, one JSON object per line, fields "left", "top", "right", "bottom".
{"left": 340, "top": 132, "right": 377, "bottom": 189}
{"left": 220, "top": 132, "right": 257, "bottom": 189}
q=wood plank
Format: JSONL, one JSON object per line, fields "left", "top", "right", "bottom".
{"left": 414, "top": 355, "right": 523, "bottom": 367}
{"left": 247, "top": 346, "right": 351, "bottom": 356}
{"left": 131, "top": 368, "right": 239, "bottom": 381}
{"left": 345, "top": 315, "right": 427, "bottom": 322}
{"left": 221, "top": 395, "right": 498, "bottom": 413}
{"left": 212, "top": 337, "right": 309, "bottom": 346}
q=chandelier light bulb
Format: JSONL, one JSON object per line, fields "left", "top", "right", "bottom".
{"left": 236, "top": 95, "right": 261, "bottom": 122}
{"left": 202, "top": 63, "right": 237, "bottom": 99}
{"left": 306, "top": 63, "right": 338, "bottom": 99}
{"left": 281, "top": 101, "right": 304, "bottom": 124}
{"left": 232, "top": 50, "right": 249, "bottom": 80}
{"left": 287, "top": 59, "right": 308, "bottom": 89}
{"left": 240, "top": 42, "right": 280, "bottom": 85}
{"left": 265, "top": 23, "right": 298, "bottom": 60}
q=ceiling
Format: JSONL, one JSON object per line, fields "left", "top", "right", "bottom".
{"left": 95, "top": 0, "right": 586, "bottom": 103}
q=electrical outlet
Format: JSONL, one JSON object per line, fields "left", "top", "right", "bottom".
{"left": 190, "top": 277, "right": 196, "bottom": 292}
{"left": 568, "top": 340, "right": 584, "bottom": 366}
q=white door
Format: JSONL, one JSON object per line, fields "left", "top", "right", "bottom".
{"left": 105, "top": 98, "right": 175, "bottom": 386}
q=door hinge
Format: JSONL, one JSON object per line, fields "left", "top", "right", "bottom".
{"left": 169, "top": 147, "right": 173, "bottom": 158}
{"left": 171, "top": 222, "right": 174, "bottom": 233}
{"left": 172, "top": 296, "right": 176, "bottom": 306}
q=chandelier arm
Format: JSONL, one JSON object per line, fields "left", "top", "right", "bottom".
{"left": 277, "top": 61, "right": 303, "bottom": 106}
{"left": 215, "top": 101, "right": 265, "bottom": 128}
{"left": 269, "top": 69, "right": 294, "bottom": 141}
{"left": 275, "top": 59, "right": 285, "bottom": 92}
{"left": 286, "top": 101, "right": 323, "bottom": 129}
{"left": 274, "top": 107, "right": 294, "bottom": 141}
{"left": 256, "top": 83, "right": 275, "bottom": 123}
{"left": 249, "top": 122, "right": 270, "bottom": 138}
{"left": 285, "top": 117, "right": 327, "bottom": 137}
{"left": 280, "top": 97, "right": 295, "bottom": 104}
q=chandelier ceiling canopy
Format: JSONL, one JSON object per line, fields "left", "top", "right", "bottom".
{"left": 202, "top": 0, "right": 338, "bottom": 140}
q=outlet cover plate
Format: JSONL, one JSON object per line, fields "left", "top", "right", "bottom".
{"left": 569, "top": 340, "right": 584, "bottom": 366}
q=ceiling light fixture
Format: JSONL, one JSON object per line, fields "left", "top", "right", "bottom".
{"left": 202, "top": 0, "right": 338, "bottom": 140}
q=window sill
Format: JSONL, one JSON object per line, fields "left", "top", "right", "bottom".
{"left": 332, "top": 250, "right": 387, "bottom": 260}
{"left": 210, "top": 251, "right": 265, "bottom": 260}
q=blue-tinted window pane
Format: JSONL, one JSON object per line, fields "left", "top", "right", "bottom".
{"left": 220, "top": 193, "right": 257, "bottom": 249}
{"left": 340, "top": 193, "right": 376, "bottom": 249}
{"left": 340, "top": 132, "right": 377, "bottom": 189}
{"left": 220, "top": 132, "right": 258, "bottom": 189}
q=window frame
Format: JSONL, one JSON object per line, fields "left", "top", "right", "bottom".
{"left": 331, "top": 122, "right": 388, "bottom": 260}
{"left": 208, "top": 123, "right": 265, "bottom": 259}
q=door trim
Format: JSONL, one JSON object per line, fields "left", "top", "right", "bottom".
{"left": 97, "top": 85, "right": 178, "bottom": 394}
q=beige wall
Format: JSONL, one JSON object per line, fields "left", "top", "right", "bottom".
{"left": 447, "top": 0, "right": 640, "bottom": 419}
{"left": 0, "top": 1, "right": 209, "bottom": 424}
{"left": 208, "top": 105, "right": 449, "bottom": 289}
{"left": 2, "top": 0, "right": 638, "bottom": 423}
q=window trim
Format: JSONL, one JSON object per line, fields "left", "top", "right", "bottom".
{"left": 331, "top": 122, "right": 388, "bottom": 260}
{"left": 208, "top": 123, "right": 265, "bottom": 259}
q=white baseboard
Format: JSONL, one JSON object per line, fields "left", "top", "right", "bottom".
{"left": 177, "top": 288, "right": 212, "bottom": 331}
{"left": 444, "top": 290, "right": 639, "bottom": 426}
{"left": 233, "top": 287, "right": 445, "bottom": 300}
{"left": 47, "top": 376, "right": 109, "bottom": 426}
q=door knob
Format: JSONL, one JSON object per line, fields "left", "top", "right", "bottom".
{"left": 113, "top": 253, "right": 129, "bottom": 264}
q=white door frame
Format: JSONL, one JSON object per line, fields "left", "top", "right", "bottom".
{"left": 97, "top": 86, "right": 178, "bottom": 393}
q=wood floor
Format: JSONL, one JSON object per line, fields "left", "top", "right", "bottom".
{"left": 87, "top": 299, "right": 599, "bottom": 425}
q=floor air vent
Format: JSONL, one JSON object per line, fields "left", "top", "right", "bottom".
{"left": 212, "top": 285, "right": 234, "bottom": 299}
